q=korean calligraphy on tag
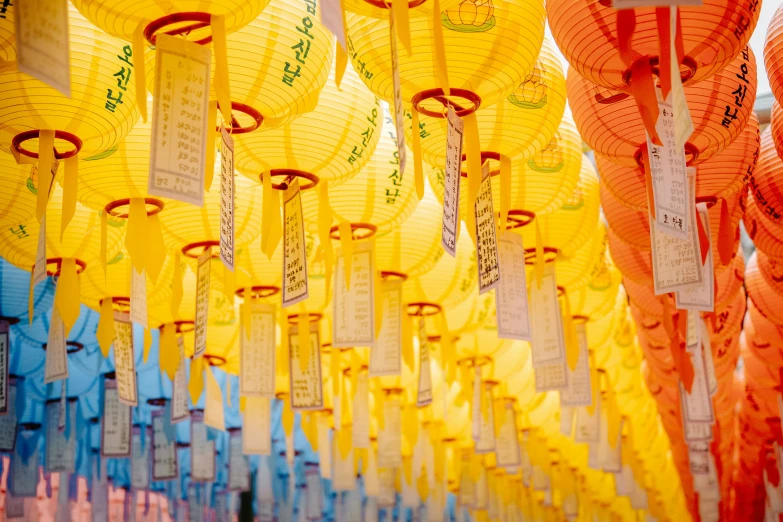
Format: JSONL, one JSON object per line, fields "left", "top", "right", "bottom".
{"left": 288, "top": 321, "right": 323, "bottom": 410}
{"left": 193, "top": 250, "right": 211, "bottom": 359}
{"left": 101, "top": 379, "right": 131, "bottom": 457}
{"left": 474, "top": 163, "right": 500, "bottom": 293}
{"left": 240, "top": 302, "right": 276, "bottom": 397}
{"left": 113, "top": 312, "right": 137, "bottom": 406}
{"left": 333, "top": 241, "right": 375, "bottom": 347}
{"left": 44, "top": 305, "right": 68, "bottom": 383}
{"left": 369, "top": 279, "right": 402, "bottom": 377}
{"left": 496, "top": 232, "right": 530, "bottom": 340}
{"left": 283, "top": 179, "right": 309, "bottom": 307}
{"left": 219, "top": 128, "right": 235, "bottom": 271}
{"left": 442, "top": 105, "right": 464, "bottom": 257}
{"left": 15, "top": 0, "right": 71, "bottom": 96}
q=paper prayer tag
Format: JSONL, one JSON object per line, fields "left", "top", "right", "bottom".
{"left": 151, "top": 409, "right": 178, "bottom": 481}
{"left": 559, "top": 321, "right": 592, "bottom": 407}
{"left": 15, "top": 0, "right": 71, "bottom": 96}
{"left": 44, "top": 304, "right": 68, "bottom": 383}
{"left": 474, "top": 162, "right": 500, "bottom": 294}
{"left": 416, "top": 320, "right": 433, "bottom": 407}
{"left": 130, "top": 268, "right": 148, "bottom": 329}
{"left": 148, "top": 35, "right": 210, "bottom": 207}
{"left": 282, "top": 179, "right": 309, "bottom": 307}
{"left": 190, "top": 411, "right": 216, "bottom": 482}
{"left": 369, "top": 279, "right": 402, "bottom": 377}
{"left": 101, "top": 379, "right": 132, "bottom": 457}
{"left": 113, "top": 312, "right": 137, "bottom": 406}
{"left": 239, "top": 302, "right": 276, "bottom": 397}
{"left": 193, "top": 250, "right": 211, "bottom": 358}
{"left": 675, "top": 202, "right": 714, "bottom": 311}
{"left": 530, "top": 263, "right": 566, "bottom": 368}
{"left": 288, "top": 321, "right": 324, "bottom": 410}
{"left": 171, "top": 336, "right": 189, "bottom": 424}
{"left": 219, "top": 128, "right": 235, "bottom": 271}
{"left": 333, "top": 240, "right": 375, "bottom": 347}
{"left": 442, "top": 105, "right": 464, "bottom": 257}
{"left": 496, "top": 232, "right": 531, "bottom": 341}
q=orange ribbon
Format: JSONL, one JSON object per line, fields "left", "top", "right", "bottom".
{"left": 717, "top": 198, "right": 735, "bottom": 266}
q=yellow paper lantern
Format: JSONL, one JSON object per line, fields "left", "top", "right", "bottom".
{"left": 142, "top": 0, "right": 334, "bottom": 130}
{"left": 345, "top": 0, "right": 545, "bottom": 108}
{"left": 70, "top": 0, "right": 266, "bottom": 43}
{"left": 234, "top": 57, "right": 381, "bottom": 186}
{"left": 0, "top": 3, "right": 138, "bottom": 158}
{"left": 410, "top": 37, "right": 566, "bottom": 167}
{"left": 0, "top": 152, "right": 38, "bottom": 229}
{"left": 301, "top": 105, "right": 418, "bottom": 236}
{"left": 567, "top": 249, "right": 621, "bottom": 321}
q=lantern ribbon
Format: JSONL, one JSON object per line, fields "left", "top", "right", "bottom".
{"left": 132, "top": 22, "right": 148, "bottom": 123}
{"left": 188, "top": 356, "right": 205, "bottom": 404}
{"left": 204, "top": 102, "right": 218, "bottom": 192}
{"left": 695, "top": 208, "right": 710, "bottom": 266}
{"left": 391, "top": 0, "right": 411, "bottom": 56}
{"left": 35, "top": 129, "right": 55, "bottom": 223}
{"left": 100, "top": 212, "right": 107, "bottom": 280}
{"left": 499, "top": 155, "right": 511, "bottom": 232}
{"left": 260, "top": 173, "right": 282, "bottom": 259}
{"left": 61, "top": 156, "right": 77, "bottom": 241}
{"left": 717, "top": 198, "right": 734, "bottom": 265}
{"left": 629, "top": 59, "right": 661, "bottom": 146}
{"left": 563, "top": 293, "right": 578, "bottom": 371}
{"left": 642, "top": 147, "right": 657, "bottom": 220}
{"left": 170, "top": 252, "right": 183, "bottom": 320}
{"left": 411, "top": 108, "right": 425, "bottom": 200}
{"left": 335, "top": 45, "right": 348, "bottom": 89}
{"left": 97, "top": 298, "right": 114, "bottom": 358}
{"left": 402, "top": 311, "right": 414, "bottom": 371}
{"left": 463, "top": 114, "right": 482, "bottom": 242}
{"left": 210, "top": 15, "right": 233, "bottom": 126}
{"left": 605, "top": 379, "right": 620, "bottom": 450}
{"left": 146, "top": 214, "right": 166, "bottom": 284}
{"left": 298, "top": 312, "right": 310, "bottom": 373}
{"left": 159, "top": 324, "right": 179, "bottom": 380}
{"left": 432, "top": 0, "right": 450, "bottom": 95}
{"left": 318, "top": 181, "right": 334, "bottom": 300}
{"left": 126, "top": 197, "right": 149, "bottom": 275}
{"left": 656, "top": 8, "right": 673, "bottom": 102}
{"left": 55, "top": 258, "right": 80, "bottom": 335}
{"left": 282, "top": 394, "right": 294, "bottom": 437}
{"left": 339, "top": 221, "right": 354, "bottom": 289}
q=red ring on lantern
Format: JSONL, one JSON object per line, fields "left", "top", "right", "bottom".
{"left": 12, "top": 130, "right": 83, "bottom": 160}
{"left": 0, "top": 316, "right": 20, "bottom": 326}
{"left": 635, "top": 142, "right": 700, "bottom": 170}
{"left": 157, "top": 320, "right": 196, "bottom": 334}
{"left": 361, "top": 0, "right": 427, "bottom": 8}
{"left": 460, "top": 151, "right": 501, "bottom": 177}
{"left": 411, "top": 88, "right": 482, "bottom": 119}
{"left": 99, "top": 296, "right": 131, "bottom": 312}
{"left": 406, "top": 302, "right": 442, "bottom": 317}
{"left": 504, "top": 209, "right": 536, "bottom": 229}
{"left": 105, "top": 198, "right": 165, "bottom": 218}
{"left": 380, "top": 271, "right": 408, "bottom": 282}
{"left": 329, "top": 222, "right": 377, "bottom": 241}
{"left": 260, "top": 169, "right": 320, "bottom": 191}
{"left": 144, "top": 12, "right": 213, "bottom": 45}
{"left": 44, "top": 258, "right": 87, "bottom": 277}
{"left": 523, "top": 247, "right": 559, "bottom": 265}
{"left": 235, "top": 286, "right": 281, "bottom": 299}
{"left": 217, "top": 101, "right": 264, "bottom": 134}
{"left": 181, "top": 240, "right": 220, "bottom": 259}
{"left": 286, "top": 312, "right": 323, "bottom": 324}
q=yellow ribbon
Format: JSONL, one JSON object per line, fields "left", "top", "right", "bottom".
{"left": 391, "top": 0, "right": 411, "bottom": 56}
{"left": 170, "top": 251, "right": 183, "bottom": 320}
{"left": 55, "top": 258, "right": 80, "bottom": 336}
{"left": 499, "top": 155, "right": 511, "bottom": 232}
{"left": 431, "top": 0, "right": 450, "bottom": 95}
{"left": 35, "top": 129, "right": 55, "bottom": 223}
{"left": 335, "top": 45, "right": 348, "bottom": 90}
{"left": 96, "top": 298, "right": 114, "bottom": 358}
{"left": 282, "top": 394, "right": 294, "bottom": 437}
{"left": 222, "top": 264, "right": 235, "bottom": 300}
{"left": 60, "top": 156, "right": 77, "bottom": 241}
{"left": 100, "top": 211, "right": 107, "bottom": 281}
{"left": 126, "top": 197, "right": 149, "bottom": 275}
{"left": 204, "top": 102, "right": 218, "bottom": 192}
{"left": 132, "top": 22, "right": 147, "bottom": 123}
{"left": 402, "top": 311, "right": 413, "bottom": 371}
{"left": 188, "top": 356, "right": 205, "bottom": 404}
{"left": 159, "top": 324, "right": 179, "bottom": 380}
{"left": 260, "top": 173, "right": 282, "bottom": 259}
{"left": 534, "top": 220, "right": 544, "bottom": 288}
{"left": 318, "top": 181, "right": 334, "bottom": 301}
{"left": 374, "top": 252, "right": 383, "bottom": 340}
{"left": 144, "top": 328, "right": 152, "bottom": 364}
{"left": 463, "top": 114, "right": 481, "bottom": 242}
{"left": 298, "top": 312, "right": 311, "bottom": 373}
{"left": 411, "top": 109, "right": 425, "bottom": 200}
{"left": 145, "top": 214, "right": 166, "bottom": 285}
{"left": 210, "top": 15, "right": 233, "bottom": 126}
{"left": 338, "top": 221, "right": 354, "bottom": 290}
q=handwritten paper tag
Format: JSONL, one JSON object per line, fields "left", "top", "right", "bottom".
{"left": 101, "top": 380, "right": 131, "bottom": 457}
{"left": 333, "top": 240, "right": 375, "bottom": 347}
{"left": 647, "top": 91, "right": 690, "bottom": 239}
{"left": 560, "top": 322, "right": 592, "bottom": 407}
{"left": 471, "top": 366, "right": 482, "bottom": 440}
{"left": 378, "top": 394, "right": 402, "bottom": 469}
{"left": 319, "top": 0, "right": 346, "bottom": 51}
{"left": 0, "top": 323, "right": 8, "bottom": 415}
{"left": 416, "top": 320, "right": 433, "bottom": 407}
{"left": 459, "top": 453, "right": 476, "bottom": 506}
{"left": 130, "top": 268, "right": 148, "bottom": 329}
{"left": 651, "top": 169, "right": 702, "bottom": 295}
{"left": 113, "top": 313, "right": 137, "bottom": 406}
{"left": 204, "top": 366, "right": 225, "bottom": 431}
{"left": 6, "top": 496, "right": 23, "bottom": 519}
{"left": 288, "top": 321, "right": 323, "bottom": 410}
{"left": 131, "top": 427, "right": 150, "bottom": 489}
{"left": 58, "top": 381, "right": 66, "bottom": 431}
{"left": 496, "top": 233, "right": 531, "bottom": 340}
{"left": 193, "top": 250, "right": 211, "bottom": 359}
{"left": 219, "top": 128, "right": 235, "bottom": 270}
{"left": 44, "top": 305, "right": 68, "bottom": 383}
{"left": 675, "top": 202, "right": 714, "bottom": 311}
{"left": 475, "top": 163, "right": 500, "bottom": 294}
{"left": 171, "top": 336, "right": 189, "bottom": 423}
{"left": 317, "top": 415, "right": 332, "bottom": 478}
{"left": 370, "top": 279, "right": 402, "bottom": 376}
{"left": 240, "top": 302, "right": 276, "bottom": 397}
{"left": 442, "top": 106, "right": 464, "bottom": 257}
{"left": 15, "top": 0, "right": 71, "bottom": 96}
{"left": 683, "top": 418, "right": 712, "bottom": 443}
{"left": 389, "top": 10, "right": 406, "bottom": 177}
{"left": 680, "top": 341, "right": 714, "bottom": 423}
{"left": 0, "top": 380, "right": 18, "bottom": 451}
{"left": 283, "top": 179, "right": 309, "bottom": 307}
{"left": 378, "top": 468, "right": 396, "bottom": 507}
{"left": 701, "top": 319, "right": 717, "bottom": 396}
{"left": 574, "top": 403, "right": 600, "bottom": 443}
{"left": 149, "top": 35, "right": 210, "bottom": 207}
{"left": 332, "top": 430, "right": 356, "bottom": 491}
{"left": 534, "top": 360, "right": 568, "bottom": 392}
{"left": 495, "top": 400, "right": 520, "bottom": 468}
{"left": 228, "top": 430, "right": 249, "bottom": 491}
{"left": 242, "top": 397, "right": 271, "bottom": 455}
{"left": 352, "top": 372, "right": 370, "bottom": 449}
{"left": 613, "top": 0, "right": 702, "bottom": 7}
{"left": 306, "top": 466, "right": 323, "bottom": 519}
{"left": 33, "top": 215, "right": 48, "bottom": 288}
{"left": 191, "top": 411, "right": 216, "bottom": 482}
{"left": 560, "top": 406, "right": 574, "bottom": 436}
{"left": 475, "top": 385, "right": 496, "bottom": 454}
{"left": 152, "top": 409, "right": 177, "bottom": 480}
{"left": 597, "top": 413, "right": 621, "bottom": 473}
{"left": 45, "top": 400, "right": 75, "bottom": 473}
{"left": 530, "top": 264, "right": 566, "bottom": 367}
{"left": 10, "top": 433, "right": 39, "bottom": 498}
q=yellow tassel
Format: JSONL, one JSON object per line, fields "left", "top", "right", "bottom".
{"left": 126, "top": 197, "right": 149, "bottom": 275}
{"left": 335, "top": 45, "right": 348, "bottom": 90}
{"left": 298, "top": 312, "right": 311, "bottom": 373}
{"left": 463, "top": 114, "right": 481, "bottom": 242}
{"left": 170, "top": 252, "right": 183, "bottom": 320}
{"left": 534, "top": 220, "right": 544, "bottom": 288}
{"left": 100, "top": 211, "right": 107, "bottom": 282}
{"left": 145, "top": 214, "right": 166, "bottom": 285}
{"left": 391, "top": 0, "right": 411, "bottom": 56}
{"left": 241, "top": 292, "right": 252, "bottom": 337}
{"left": 204, "top": 101, "right": 218, "bottom": 192}
{"left": 431, "top": 0, "right": 450, "bottom": 96}
{"left": 96, "top": 298, "right": 114, "bottom": 358}
{"left": 563, "top": 293, "right": 578, "bottom": 371}
{"left": 158, "top": 325, "right": 178, "bottom": 380}
{"left": 404, "top": 403, "right": 418, "bottom": 447}
{"left": 132, "top": 22, "right": 147, "bottom": 123}
{"left": 374, "top": 251, "right": 383, "bottom": 340}
{"left": 402, "top": 311, "right": 413, "bottom": 371}
{"left": 210, "top": 15, "right": 233, "bottom": 126}
{"left": 338, "top": 221, "right": 354, "bottom": 290}
{"left": 222, "top": 264, "right": 235, "bottom": 300}
{"left": 35, "top": 129, "right": 55, "bottom": 223}
{"left": 144, "top": 328, "right": 152, "bottom": 364}
{"left": 260, "top": 173, "right": 282, "bottom": 259}
{"left": 55, "top": 258, "right": 80, "bottom": 336}
{"left": 60, "top": 156, "right": 77, "bottom": 241}
{"left": 239, "top": 395, "right": 246, "bottom": 413}
{"left": 338, "top": 425, "right": 352, "bottom": 459}
{"left": 318, "top": 181, "right": 334, "bottom": 300}
{"left": 499, "top": 155, "right": 511, "bottom": 232}
{"left": 188, "top": 356, "right": 205, "bottom": 405}
{"left": 411, "top": 109, "right": 424, "bottom": 200}
{"left": 331, "top": 347, "right": 341, "bottom": 398}
{"left": 282, "top": 394, "right": 294, "bottom": 437}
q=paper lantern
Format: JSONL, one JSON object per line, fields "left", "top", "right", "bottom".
{"left": 0, "top": 152, "right": 38, "bottom": 230}
{"left": 546, "top": 223, "right": 608, "bottom": 292}
{"left": 745, "top": 191, "right": 783, "bottom": 261}
{"left": 601, "top": 183, "right": 650, "bottom": 252}
{"left": 142, "top": 0, "right": 334, "bottom": 130}
{"left": 748, "top": 127, "right": 783, "bottom": 226}
{"left": 0, "top": 3, "right": 138, "bottom": 158}
{"left": 410, "top": 37, "right": 566, "bottom": 167}
{"left": 607, "top": 228, "right": 651, "bottom": 286}
{"left": 70, "top": 0, "right": 266, "bottom": 43}
{"left": 0, "top": 258, "right": 54, "bottom": 323}
{"left": 765, "top": 3, "right": 783, "bottom": 106}
{"left": 569, "top": 47, "right": 756, "bottom": 168}
{"left": 745, "top": 252, "right": 783, "bottom": 326}
{"left": 548, "top": 0, "right": 759, "bottom": 90}
{"left": 0, "top": 184, "right": 124, "bottom": 273}
{"left": 159, "top": 166, "right": 262, "bottom": 258}
{"left": 301, "top": 105, "right": 418, "bottom": 236}
{"left": 345, "top": 0, "right": 545, "bottom": 107}
{"left": 568, "top": 252, "right": 622, "bottom": 321}
{"left": 234, "top": 59, "right": 381, "bottom": 186}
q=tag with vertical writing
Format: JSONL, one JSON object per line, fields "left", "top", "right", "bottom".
{"left": 283, "top": 179, "right": 309, "bottom": 307}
